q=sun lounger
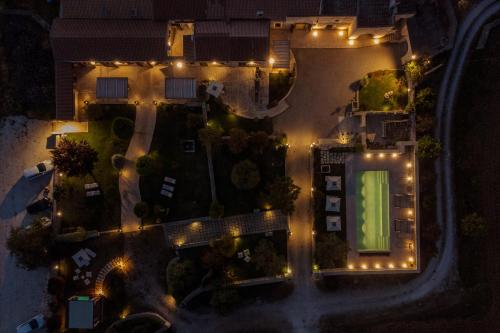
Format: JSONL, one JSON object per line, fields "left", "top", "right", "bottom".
{"left": 84, "top": 183, "right": 99, "bottom": 190}
{"left": 164, "top": 176, "right": 176, "bottom": 184}
{"left": 86, "top": 190, "right": 101, "bottom": 197}
{"left": 162, "top": 184, "right": 175, "bottom": 192}
{"left": 160, "top": 190, "right": 173, "bottom": 198}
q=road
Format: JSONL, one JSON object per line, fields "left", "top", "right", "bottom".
{"left": 0, "top": 117, "right": 51, "bottom": 333}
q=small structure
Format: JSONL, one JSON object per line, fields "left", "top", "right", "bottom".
{"left": 325, "top": 176, "right": 342, "bottom": 191}
{"left": 325, "top": 196, "right": 341, "bottom": 212}
{"left": 206, "top": 81, "right": 224, "bottom": 98}
{"left": 326, "top": 216, "right": 341, "bottom": 231}
{"left": 67, "top": 295, "right": 103, "bottom": 329}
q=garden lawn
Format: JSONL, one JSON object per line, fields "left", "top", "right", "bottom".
{"left": 359, "top": 70, "right": 408, "bottom": 111}
{"left": 140, "top": 104, "right": 211, "bottom": 223}
{"left": 58, "top": 105, "right": 135, "bottom": 231}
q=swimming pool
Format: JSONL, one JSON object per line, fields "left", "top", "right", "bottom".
{"left": 356, "top": 170, "right": 391, "bottom": 252}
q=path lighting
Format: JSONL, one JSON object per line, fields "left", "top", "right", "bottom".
{"left": 269, "top": 57, "right": 275, "bottom": 65}
{"left": 373, "top": 37, "right": 380, "bottom": 45}
{"left": 407, "top": 209, "right": 413, "bottom": 217}
{"left": 84, "top": 100, "right": 89, "bottom": 105}
{"left": 212, "top": 61, "right": 218, "bottom": 65}
{"left": 53, "top": 264, "right": 59, "bottom": 270}
{"left": 401, "top": 262, "right": 408, "bottom": 269}
{"left": 406, "top": 162, "right": 412, "bottom": 168}
{"left": 134, "top": 100, "right": 140, "bottom": 105}
{"left": 408, "top": 256, "right": 415, "bottom": 263}
{"left": 407, "top": 176, "right": 413, "bottom": 182}
{"left": 388, "top": 263, "right": 395, "bottom": 269}
{"left": 248, "top": 61, "right": 256, "bottom": 66}
{"left": 312, "top": 30, "right": 319, "bottom": 37}
{"left": 348, "top": 264, "right": 354, "bottom": 270}
{"left": 338, "top": 30, "right": 345, "bottom": 37}
{"left": 58, "top": 172, "right": 64, "bottom": 177}
{"left": 361, "top": 264, "right": 368, "bottom": 270}
{"left": 374, "top": 263, "right": 381, "bottom": 269}
{"left": 378, "top": 153, "right": 385, "bottom": 158}
{"left": 114, "top": 61, "right": 123, "bottom": 66}
{"left": 311, "top": 187, "right": 315, "bottom": 192}
{"left": 312, "top": 230, "right": 316, "bottom": 236}
{"left": 118, "top": 228, "right": 122, "bottom": 233}
{"left": 313, "top": 264, "right": 319, "bottom": 271}
{"left": 153, "top": 100, "right": 158, "bottom": 105}
{"left": 391, "top": 152, "right": 398, "bottom": 158}
{"left": 175, "top": 61, "right": 184, "bottom": 68}
{"left": 365, "top": 153, "right": 372, "bottom": 159}
{"left": 90, "top": 61, "right": 96, "bottom": 65}
{"left": 149, "top": 61, "right": 157, "bottom": 66}
{"left": 348, "top": 39, "right": 354, "bottom": 46}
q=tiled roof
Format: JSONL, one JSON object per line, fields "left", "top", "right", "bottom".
{"left": 321, "top": 0, "right": 357, "bottom": 16}
{"left": 50, "top": 19, "right": 168, "bottom": 62}
{"left": 60, "top": 0, "right": 153, "bottom": 19}
{"left": 357, "top": 0, "right": 393, "bottom": 27}
{"left": 396, "top": 0, "right": 417, "bottom": 15}
{"left": 153, "top": 0, "right": 209, "bottom": 20}
{"left": 191, "top": 20, "right": 270, "bottom": 61}
{"left": 55, "top": 62, "right": 75, "bottom": 120}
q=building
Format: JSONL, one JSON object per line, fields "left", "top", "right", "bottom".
{"left": 50, "top": 0, "right": 416, "bottom": 120}
{"left": 67, "top": 295, "right": 104, "bottom": 329}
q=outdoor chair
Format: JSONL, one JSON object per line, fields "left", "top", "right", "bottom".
{"left": 162, "top": 184, "right": 175, "bottom": 192}
{"left": 160, "top": 190, "right": 173, "bottom": 198}
{"left": 164, "top": 176, "right": 176, "bottom": 184}
{"left": 84, "top": 183, "right": 99, "bottom": 190}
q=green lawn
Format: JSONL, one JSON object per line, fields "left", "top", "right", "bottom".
{"left": 139, "top": 104, "right": 211, "bottom": 223}
{"left": 57, "top": 104, "right": 135, "bottom": 231}
{"left": 359, "top": 70, "right": 408, "bottom": 111}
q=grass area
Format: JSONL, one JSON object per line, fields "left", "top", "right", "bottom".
{"left": 268, "top": 71, "right": 294, "bottom": 108}
{"left": 58, "top": 105, "right": 135, "bottom": 231}
{"left": 140, "top": 104, "right": 211, "bottom": 223}
{"left": 208, "top": 99, "right": 286, "bottom": 215}
{"left": 359, "top": 70, "right": 408, "bottom": 111}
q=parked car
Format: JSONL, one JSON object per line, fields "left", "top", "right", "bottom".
{"left": 16, "top": 314, "right": 45, "bottom": 333}
{"left": 26, "top": 198, "right": 52, "bottom": 215}
{"left": 23, "top": 160, "right": 54, "bottom": 180}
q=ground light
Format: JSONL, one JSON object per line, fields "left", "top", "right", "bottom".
{"left": 391, "top": 152, "right": 398, "bottom": 158}
{"left": 212, "top": 61, "right": 218, "bottom": 65}
{"left": 338, "top": 30, "right": 345, "bottom": 37}
{"left": 361, "top": 264, "right": 368, "bottom": 270}
{"left": 269, "top": 57, "right": 275, "bottom": 66}
{"left": 365, "top": 153, "right": 372, "bottom": 159}
{"left": 374, "top": 263, "right": 381, "bottom": 269}
{"left": 378, "top": 152, "right": 385, "bottom": 159}
{"left": 388, "top": 263, "right": 395, "bottom": 269}
{"left": 90, "top": 61, "right": 96, "bottom": 65}
{"left": 348, "top": 39, "right": 355, "bottom": 46}
{"left": 176, "top": 61, "right": 184, "bottom": 68}
{"left": 411, "top": 54, "right": 417, "bottom": 60}
{"left": 401, "top": 262, "right": 408, "bottom": 269}
{"left": 406, "top": 162, "right": 412, "bottom": 168}
{"left": 348, "top": 264, "right": 354, "bottom": 270}
{"left": 57, "top": 211, "right": 62, "bottom": 217}
{"left": 373, "top": 37, "right": 380, "bottom": 45}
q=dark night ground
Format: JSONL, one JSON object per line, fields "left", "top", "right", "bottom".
{"left": 319, "top": 27, "right": 500, "bottom": 333}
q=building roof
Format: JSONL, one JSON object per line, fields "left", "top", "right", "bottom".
{"left": 55, "top": 62, "right": 75, "bottom": 120}
{"left": 50, "top": 18, "right": 168, "bottom": 62}
{"left": 153, "top": 0, "right": 209, "bottom": 21}
{"left": 60, "top": 0, "right": 153, "bottom": 19}
{"left": 396, "top": 0, "right": 417, "bottom": 15}
{"left": 190, "top": 20, "right": 270, "bottom": 61}
{"left": 321, "top": 0, "right": 357, "bottom": 16}
{"left": 357, "top": 0, "right": 393, "bottom": 27}
{"left": 68, "top": 297, "right": 94, "bottom": 329}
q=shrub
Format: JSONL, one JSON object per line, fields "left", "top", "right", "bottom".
{"left": 417, "top": 135, "right": 442, "bottom": 159}
{"left": 111, "top": 117, "right": 134, "bottom": 140}
{"left": 136, "top": 152, "right": 160, "bottom": 176}
{"left": 248, "top": 131, "right": 270, "bottom": 154}
{"left": 209, "top": 202, "right": 225, "bottom": 218}
{"left": 253, "top": 239, "right": 286, "bottom": 276}
{"left": 133, "top": 202, "right": 149, "bottom": 218}
{"left": 230, "top": 159, "right": 261, "bottom": 190}
{"left": 111, "top": 154, "right": 126, "bottom": 170}
{"left": 415, "top": 87, "right": 436, "bottom": 111}
{"left": 198, "top": 122, "right": 224, "bottom": 147}
{"left": 461, "top": 213, "right": 487, "bottom": 238}
{"left": 7, "top": 218, "right": 52, "bottom": 269}
{"left": 228, "top": 128, "right": 249, "bottom": 154}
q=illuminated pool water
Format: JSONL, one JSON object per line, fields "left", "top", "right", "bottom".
{"left": 356, "top": 170, "right": 390, "bottom": 252}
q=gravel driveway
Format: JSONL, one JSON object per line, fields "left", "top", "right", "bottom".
{"left": 0, "top": 116, "right": 52, "bottom": 332}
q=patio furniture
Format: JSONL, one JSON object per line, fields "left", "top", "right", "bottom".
{"left": 86, "top": 190, "right": 101, "bottom": 197}
{"left": 160, "top": 190, "right": 173, "bottom": 198}
{"left": 84, "top": 279, "right": 90, "bottom": 286}
{"left": 164, "top": 177, "right": 176, "bottom": 184}
{"left": 162, "top": 184, "right": 175, "bottom": 192}
{"left": 86, "top": 272, "right": 92, "bottom": 278}
{"left": 73, "top": 276, "right": 79, "bottom": 281}
{"left": 237, "top": 252, "right": 244, "bottom": 259}
{"left": 75, "top": 268, "right": 81, "bottom": 274}
{"left": 243, "top": 256, "right": 251, "bottom": 263}
{"left": 84, "top": 183, "right": 99, "bottom": 190}
{"left": 72, "top": 249, "right": 92, "bottom": 268}
{"left": 85, "top": 248, "right": 96, "bottom": 258}
{"left": 243, "top": 249, "right": 250, "bottom": 256}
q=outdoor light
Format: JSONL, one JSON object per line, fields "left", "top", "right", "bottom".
{"left": 408, "top": 209, "right": 413, "bottom": 216}
{"left": 153, "top": 100, "right": 158, "bottom": 105}
{"left": 312, "top": 230, "right": 316, "bottom": 236}
{"left": 58, "top": 173, "right": 63, "bottom": 177}
{"left": 407, "top": 88, "right": 412, "bottom": 92}
{"left": 313, "top": 264, "right": 319, "bottom": 271}
{"left": 54, "top": 265, "right": 59, "bottom": 270}
{"left": 118, "top": 228, "right": 122, "bottom": 233}
{"left": 90, "top": 61, "right": 96, "bottom": 65}
{"left": 176, "top": 61, "right": 184, "bottom": 68}
{"left": 373, "top": 38, "right": 380, "bottom": 45}
{"left": 361, "top": 264, "right": 368, "bottom": 270}
{"left": 407, "top": 176, "right": 413, "bottom": 182}
{"left": 391, "top": 152, "right": 398, "bottom": 158}
{"left": 406, "top": 162, "right": 412, "bottom": 168}
{"left": 248, "top": 61, "right": 256, "bottom": 66}
{"left": 84, "top": 100, "right": 89, "bottom": 105}
{"left": 348, "top": 39, "right": 354, "bottom": 46}
{"left": 57, "top": 211, "right": 62, "bottom": 217}
{"left": 378, "top": 153, "right": 385, "bottom": 158}
{"left": 287, "top": 267, "right": 292, "bottom": 275}
{"left": 311, "top": 187, "right": 315, "bottom": 192}
{"left": 212, "top": 61, "right": 218, "bottom": 65}
{"left": 338, "top": 30, "right": 345, "bottom": 37}
{"left": 114, "top": 61, "right": 123, "bottom": 66}
{"left": 408, "top": 256, "right": 415, "bottom": 263}
{"left": 312, "top": 30, "right": 318, "bottom": 37}
{"left": 134, "top": 100, "right": 140, "bottom": 105}
{"left": 411, "top": 54, "right": 417, "bottom": 60}
{"left": 401, "top": 262, "right": 408, "bottom": 269}
{"left": 167, "top": 40, "right": 172, "bottom": 47}
{"left": 348, "top": 264, "right": 354, "bottom": 270}
{"left": 149, "top": 61, "right": 157, "bottom": 66}
{"left": 388, "top": 263, "right": 395, "bottom": 269}
{"left": 365, "top": 153, "right": 372, "bottom": 159}
{"left": 374, "top": 263, "right": 381, "bottom": 269}
{"left": 269, "top": 57, "right": 275, "bottom": 65}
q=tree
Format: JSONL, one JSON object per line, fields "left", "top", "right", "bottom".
{"left": 111, "top": 153, "right": 126, "bottom": 171}
{"left": 231, "top": 159, "right": 261, "bottom": 190}
{"left": 136, "top": 151, "right": 160, "bottom": 176}
{"left": 267, "top": 177, "right": 301, "bottom": 214}
{"left": 415, "top": 87, "right": 436, "bottom": 112}
{"left": 416, "top": 113, "right": 435, "bottom": 136}
{"left": 253, "top": 239, "right": 286, "bottom": 276}
{"left": 210, "top": 286, "right": 240, "bottom": 314}
{"left": 111, "top": 117, "right": 134, "bottom": 140}
{"left": 167, "top": 260, "right": 197, "bottom": 301}
{"left": 248, "top": 131, "right": 270, "bottom": 154}
{"left": 209, "top": 234, "right": 236, "bottom": 259}
{"left": 228, "top": 128, "right": 249, "bottom": 154}
{"left": 417, "top": 135, "right": 442, "bottom": 159}
{"left": 461, "top": 213, "right": 487, "bottom": 238}
{"left": 198, "top": 121, "right": 223, "bottom": 147}
{"left": 404, "top": 59, "right": 425, "bottom": 83}
{"left": 209, "top": 202, "right": 224, "bottom": 218}
{"left": 133, "top": 202, "right": 149, "bottom": 218}
{"left": 315, "top": 233, "right": 348, "bottom": 269}
{"left": 51, "top": 137, "right": 98, "bottom": 177}
{"left": 7, "top": 218, "right": 52, "bottom": 269}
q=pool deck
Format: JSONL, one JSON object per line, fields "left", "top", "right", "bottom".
{"left": 345, "top": 152, "right": 417, "bottom": 271}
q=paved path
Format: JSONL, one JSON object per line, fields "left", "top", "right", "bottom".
{"left": 0, "top": 117, "right": 51, "bottom": 332}
{"left": 119, "top": 104, "right": 157, "bottom": 232}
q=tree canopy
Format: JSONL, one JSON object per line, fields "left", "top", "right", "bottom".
{"left": 7, "top": 218, "right": 52, "bottom": 269}
{"left": 417, "top": 135, "right": 442, "bottom": 159}
{"left": 267, "top": 176, "right": 301, "bottom": 214}
{"left": 253, "top": 239, "right": 286, "bottom": 276}
{"left": 228, "top": 128, "right": 249, "bottom": 154}
{"left": 51, "top": 137, "right": 98, "bottom": 177}
{"left": 230, "top": 159, "right": 261, "bottom": 190}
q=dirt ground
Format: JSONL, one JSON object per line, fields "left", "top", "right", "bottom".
{"left": 0, "top": 116, "right": 52, "bottom": 332}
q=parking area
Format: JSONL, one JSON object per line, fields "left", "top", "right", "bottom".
{"left": 0, "top": 117, "right": 52, "bottom": 332}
